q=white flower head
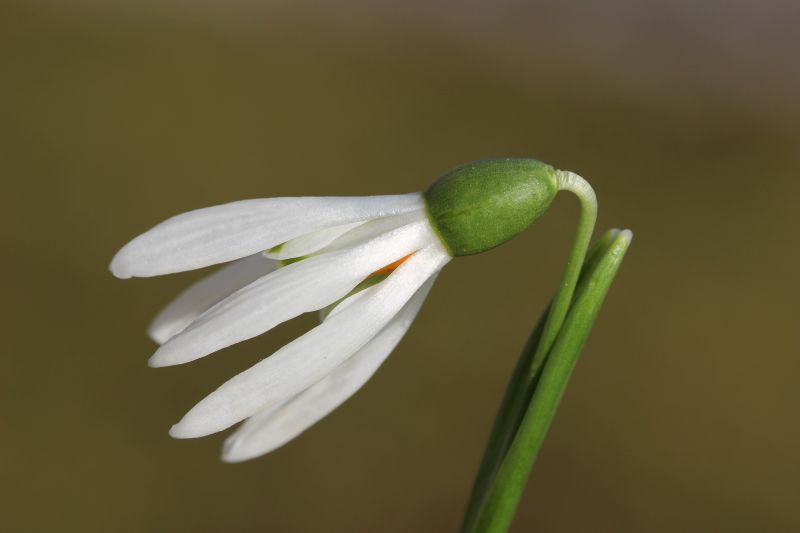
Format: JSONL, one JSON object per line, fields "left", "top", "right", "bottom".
{"left": 112, "top": 158, "right": 564, "bottom": 462}
{"left": 111, "top": 193, "right": 451, "bottom": 462}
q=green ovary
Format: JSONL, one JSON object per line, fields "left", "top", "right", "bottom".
{"left": 424, "top": 158, "right": 558, "bottom": 256}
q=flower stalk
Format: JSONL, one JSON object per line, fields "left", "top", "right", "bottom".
{"left": 460, "top": 176, "right": 631, "bottom": 532}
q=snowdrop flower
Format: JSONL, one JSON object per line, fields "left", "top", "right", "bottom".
{"left": 111, "top": 158, "right": 563, "bottom": 462}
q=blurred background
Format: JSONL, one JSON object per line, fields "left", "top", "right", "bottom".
{"left": 3, "top": 1, "right": 799, "bottom": 532}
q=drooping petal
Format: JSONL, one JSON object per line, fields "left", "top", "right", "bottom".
{"left": 321, "top": 282, "right": 376, "bottom": 322}
{"left": 320, "top": 211, "right": 426, "bottom": 254}
{"left": 149, "top": 220, "right": 434, "bottom": 367}
{"left": 265, "top": 221, "right": 365, "bottom": 260}
{"left": 110, "top": 193, "right": 424, "bottom": 278}
{"left": 148, "top": 254, "right": 277, "bottom": 344}
{"left": 221, "top": 276, "right": 437, "bottom": 462}
{"left": 169, "top": 242, "right": 451, "bottom": 439}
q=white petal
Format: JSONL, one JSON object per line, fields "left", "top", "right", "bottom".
{"left": 320, "top": 211, "right": 426, "bottom": 254}
{"left": 322, "top": 283, "right": 376, "bottom": 322}
{"left": 265, "top": 221, "right": 365, "bottom": 260}
{"left": 221, "top": 276, "right": 437, "bottom": 462}
{"left": 149, "top": 220, "right": 434, "bottom": 367}
{"left": 110, "top": 193, "right": 423, "bottom": 278}
{"left": 169, "top": 242, "right": 450, "bottom": 438}
{"left": 148, "top": 254, "right": 277, "bottom": 344}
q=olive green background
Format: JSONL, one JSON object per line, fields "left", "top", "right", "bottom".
{"left": 4, "top": 1, "right": 799, "bottom": 532}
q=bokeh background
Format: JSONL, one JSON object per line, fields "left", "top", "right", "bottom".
{"left": 4, "top": 1, "right": 799, "bottom": 532}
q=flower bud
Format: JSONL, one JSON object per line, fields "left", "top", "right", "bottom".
{"left": 424, "top": 158, "right": 559, "bottom": 256}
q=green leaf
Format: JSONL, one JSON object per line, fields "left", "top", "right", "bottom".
{"left": 459, "top": 228, "right": 625, "bottom": 532}
{"left": 470, "top": 229, "right": 632, "bottom": 533}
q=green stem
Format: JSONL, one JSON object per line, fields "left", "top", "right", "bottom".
{"left": 460, "top": 172, "right": 598, "bottom": 532}
{"left": 502, "top": 172, "right": 597, "bottom": 450}
{"left": 537, "top": 171, "right": 598, "bottom": 370}
{"left": 473, "top": 229, "right": 632, "bottom": 532}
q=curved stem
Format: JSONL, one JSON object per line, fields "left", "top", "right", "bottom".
{"left": 460, "top": 172, "right": 597, "bottom": 532}
{"left": 539, "top": 171, "right": 598, "bottom": 364}
{"left": 512, "top": 172, "right": 598, "bottom": 429}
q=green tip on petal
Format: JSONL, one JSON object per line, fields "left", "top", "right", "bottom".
{"left": 423, "top": 158, "right": 559, "bottom": 256}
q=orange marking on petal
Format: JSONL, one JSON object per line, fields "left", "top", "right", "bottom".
{"left": 368, "top": 253, "right": 414, "bottom": 278}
